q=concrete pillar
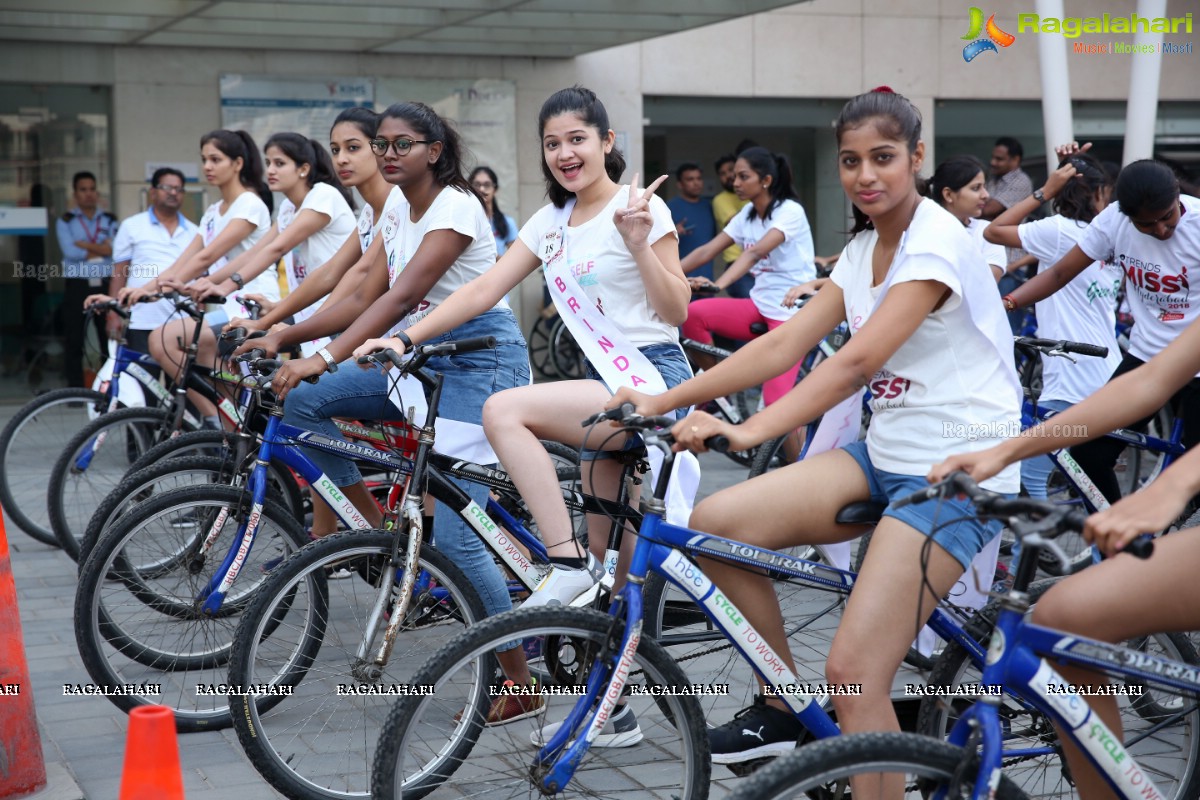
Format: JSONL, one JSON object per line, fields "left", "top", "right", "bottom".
{"left": 1035, "top": 0, "right": 1074, "bottom": 161}
{"left": 1123, "top": 0, "right": 1168, "bottom": 165}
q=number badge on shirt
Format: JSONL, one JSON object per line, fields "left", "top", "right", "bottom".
{"left": 541, "top": 227, "right": 564, "bottom": 265}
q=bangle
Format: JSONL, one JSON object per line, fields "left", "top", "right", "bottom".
{"left": 1002, "top": 294, "right": 1018, "bottom": 311}
{"left": 394, "top": 330, "right": 414, "bottom": 353}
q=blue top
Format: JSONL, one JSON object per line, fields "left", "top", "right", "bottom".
{"left": 493, "top": 214, "right": 518, "bottom": 256}
{"left": 666, "top": 195, "right": 716, "bottom": 280}
{"left": 56, "top": 207, "right": 119, "bottom": 279}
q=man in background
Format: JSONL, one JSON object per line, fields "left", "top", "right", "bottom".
{"left": 56, "top": 171, "right": 118, "bottom": 386}
{"left": 667, "top": 162, "right": 716, "bottom": 281}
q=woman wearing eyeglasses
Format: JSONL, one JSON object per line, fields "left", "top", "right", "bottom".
{"left": 249, "top": 103, "right": 530, "bottom": 680}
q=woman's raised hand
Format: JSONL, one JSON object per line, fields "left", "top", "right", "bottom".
{"left": 614, "top": 172, "right": 668, "bottom": 251}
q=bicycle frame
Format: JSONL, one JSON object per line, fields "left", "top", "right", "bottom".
{"left": 535, "top": 444, "right": 985, "bottom": 790}
{"left": 952, "top": 601, "right": 1200, "bottom": 799}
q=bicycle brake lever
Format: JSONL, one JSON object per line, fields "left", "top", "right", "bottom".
{"left": 1047, "top": 348, "right": 1079, "bottom": 364}
{"left": 1024, "top": 532, "right": 1072, "bottom": 577}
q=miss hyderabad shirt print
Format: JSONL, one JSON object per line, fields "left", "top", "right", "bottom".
{"left": 722, "top": 198, "right": 816, "bottom": 321}
{"left": 199, "top": 192, "right": 276, "bottom": 301}
{"left": 1018, "top": 215, "right": 1122, "bottom": 403}
{"left": 1079, "top": 194, "right": 1200, "bottom": 369}
{"left": 276, "top": 183, "right": 356, "bottom": 323}
{"left": 357, "top": 186, "right": 405, "bottom": 253}
{"left": 830, "top": 199, "right": 1021, "bottom": 492}
{"left": 518, "top": 185, "right": 679, "bottom": 347}
{"left": 380, "top": 185, "right": 503, "bottom": 329}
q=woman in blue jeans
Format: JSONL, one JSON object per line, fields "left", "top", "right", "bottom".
{"left": 256, "top": 101, "right": 530, "bottom": 686}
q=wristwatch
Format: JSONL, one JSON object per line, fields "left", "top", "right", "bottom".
{"left": 1032, "top": 188, "right": 1046, "bottom": 203}
{"left": 230, "top": 272, "right": 245, "bottom": 289}
{"left": 317, "top": 347, "right": 339, "bottom": 373}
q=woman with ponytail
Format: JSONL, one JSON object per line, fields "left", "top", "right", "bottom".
{"left": 118, "top": 128, "right": 273, "bottom": 427}
{"left": 675, "top": 146, "right": 817, "bottom": 412}
{"left": 926, "top": 154, "right": 1008, "bottom": 280}
{"left": 470, "top": 165, "right": 518, "bottom": 255}
{"left": 187, "top": 131, "right": 355, "bottom": 356}
{"left": 611, "top": 87, "right": 1021, "bottom": 766}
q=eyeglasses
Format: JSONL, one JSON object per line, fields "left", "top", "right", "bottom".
{"left": 472, "top": 181, "right": 495, "bottom": 190}
{"left": 155, "top": 184, "right": 185, "bottom": 195}
{"left": 370, "top": 137, "right": 431, "bottom": 157}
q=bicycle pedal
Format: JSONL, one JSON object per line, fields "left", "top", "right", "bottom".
{"left": 724, "top": 756, "right": 777, "bottom": 778}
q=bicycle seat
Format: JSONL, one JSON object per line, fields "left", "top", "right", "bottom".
{"left": 749, "top": 322, "right": 769, "bottom": 336}
{"left": 835, "top": 501, "right": 886, "bottom": 526}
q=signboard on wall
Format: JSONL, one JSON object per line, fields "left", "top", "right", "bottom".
{"left": 375, "top": 79, "right": 518, "bottom": 216}
{"left": 219, "top": 74, "right": 375, "bottom": 148}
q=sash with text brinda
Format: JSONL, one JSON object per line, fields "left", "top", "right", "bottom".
{"left": 540, "top": 198, "right": 701, "bottom": 526}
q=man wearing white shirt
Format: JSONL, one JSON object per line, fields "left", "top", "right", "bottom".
{"left": 102, "top": 169, "right": 197, "bottom": 354}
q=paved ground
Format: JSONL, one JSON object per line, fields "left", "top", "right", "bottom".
{"left": 0, "top": 399, "right": 894, "bottom": 799}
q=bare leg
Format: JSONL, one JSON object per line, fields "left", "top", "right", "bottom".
{"left": 1031, "top": 534, "right": 1200, "bottom": 800}
{"left": 149, "top": 318, "right": 218, "bottom": 418}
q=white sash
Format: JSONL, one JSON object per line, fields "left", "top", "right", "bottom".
{"left": 387, "top": 367, "right": 499, "bottom": 464}
{"left": 540, "top": 198, "right": 701, "bottom": 526}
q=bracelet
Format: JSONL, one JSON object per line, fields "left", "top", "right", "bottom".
{"left": 394, "top": 330, "right": 414, "bottom": 353}
{"left": 1002, "top": 295, "right": 1018, "bottom": 311}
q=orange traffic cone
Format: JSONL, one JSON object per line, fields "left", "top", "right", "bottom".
{"left": 0, "top": 510, "right": 47, "bottom": 799}
{"left": 119, "top": 705, "right": 185, "bottom": 799}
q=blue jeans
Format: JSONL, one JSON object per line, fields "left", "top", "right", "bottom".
{"left": 283, "top": 309, "right": 530, "bottom": 624}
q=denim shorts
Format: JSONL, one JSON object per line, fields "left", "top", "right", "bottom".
{"left": 580, "top": 342, "right": 693, "bottom": 462}
{"left": 841, "top": 440, "right": 1008, "bottom": 570}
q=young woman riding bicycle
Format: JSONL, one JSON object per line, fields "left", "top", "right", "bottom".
{"left": 611, "top": 87, "right": 1022, "bottom": 767}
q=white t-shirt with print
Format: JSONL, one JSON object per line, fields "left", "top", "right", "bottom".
{"left": 276, "top": 183, "right": 356, "bottom": 324}
{"left": 380, "top": 185, "right": 503, "bottom": 330}
{"left": 1018, "top": 215, "right": 1121, "bottom": 402}
{"left": 357, "top": 186, "right": 405, "bottom": 253}
{"left": 1079, "top": 194, "right": 1200, "bottom": 369}
{"left": 199, "top": 192, "right": 275, "bottom": 313}
{"left": 722, "top": 199, "right": 816, "bottom": 321}
{"left": 966, "top": 217, "right": 1007, "bottom": 273}
{"left": 830, "top": 199, "right": 1021, "bottom": 492}
{"left": 519, "top": 186, "right": 680, "bottom": 348}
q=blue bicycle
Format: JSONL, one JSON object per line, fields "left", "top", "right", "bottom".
{"left": 725, "top": 472, "right": 1200, "bottom": 800}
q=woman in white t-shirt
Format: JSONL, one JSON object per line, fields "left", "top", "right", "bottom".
{"left": 612, "top": 88, "right": 1021, "bottom": 766}
{"left": 677, "top": 148, "right": 817, "bottom": 408}
{"left": 1004, "top": 155, "right": 1200, "bottom": 503}
{"left": 927, "top": 155, "right": 1008, "bottom": 280}
{"left": 119, "top": 129, "right": 272, "bottom": 425}
{"left": 187, "top": 131, "right": 355, "bottom": 356}
{"left": 228, "top": 108, "right": 402, "bottom": 343}
{"left": 355, "top": 87, "right": 690, "bottom": 597}
{"left": 984, "top": 150, "right": 1119, "bottom": 498}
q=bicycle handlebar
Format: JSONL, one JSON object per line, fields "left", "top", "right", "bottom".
{"left": 1015, "top": 336, "right": 1109, "bottom": 359}
{"left": 580, "top": 403, "right": 731, "bottom": 453}
{"left": 895, "top": 471, "right": 1153, "bottom": 559}
{"left": 84, "top": 300, "right": 129, "bottom": 319}
{"left": 356, "top": 336, "right": 499, "bottom": 373}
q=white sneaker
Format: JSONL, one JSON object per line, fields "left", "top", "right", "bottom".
{"left": 530, "top": 704, "right": 643, "bottom": 749}
{"left": 523, "top": 555, "right": 602, "bottom": 609}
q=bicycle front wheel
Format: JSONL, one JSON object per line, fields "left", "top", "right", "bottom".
{"left": 228, "top": 530, "right": 485, "bottom": 800}
{"left": 73, "top": 484, "right": 308, "bottom": 731}
{"left": 726, "top": 731, "right": 1029, "bottom": 799}
{"left": 371, "top": 606, "right": 711, "bottom": 800}
{"left": 0, "top": 387, "right": 106, "bottom": 544}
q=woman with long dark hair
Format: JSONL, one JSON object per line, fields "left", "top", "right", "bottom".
{"left": 470, "top": 165, "right": 518, "bottom": 255}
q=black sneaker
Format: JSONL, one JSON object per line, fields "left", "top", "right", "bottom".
{"left": 708, "top": 695, "right": 804, "bottom": 764}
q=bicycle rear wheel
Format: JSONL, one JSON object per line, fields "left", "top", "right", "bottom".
{"left": 550, "top": 318, "right": 587, "bottom": 380}
{"left": 0, "top": 387, "right": 106, "bottom": 544}
{"left": 371, "top": 606, "right": 710, "bottom": 800}
{"left": 725, "top": 731, "right": 1029, "bottom": 799}
{"left": 73, "top": 484, "right": 308, "bottom": 731}
{"left": 229, "top": 530, "right": 485, "bottom": 800}
{"left": 48, "top": 405, "right": 177, "bottom": 554}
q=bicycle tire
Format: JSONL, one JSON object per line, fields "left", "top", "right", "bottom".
{"left": 371, "top": 606, "right": 711, "bottom": 800}
{"left": 229, "top": 530, "right": 486, "bottom": 800}
{"left": 73, "top": 484, "right": 308, "bottom": 732}
{"left": 726, "top": 730, "right": 1029, "bottom": 799}
{"left": 549, "top": 317, "right": 587, "bottom": 380}
{"left": 748, "top": 434, "right": 790, "bottom": 478}
{"left": 75, "top": 455, "right": 233, "bottom": 565}
{"left": 121, "top": 428, "right": 305, "bottom": 521}
{"left": 917, "top": 583, "right": 1200, "bottom": 800}
{"left": 528, "top": 315, "right": 559, "bottom": 380}
{"left": 47, "top": 405, "right": 176, "bottom": 553}
{"left": 0, "top": 387, "right": 107, "bottom": 544}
